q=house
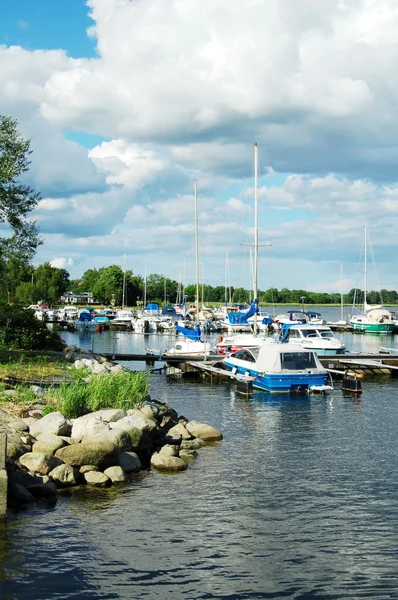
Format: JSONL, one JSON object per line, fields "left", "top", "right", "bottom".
{"left": 60, "top": 291, "right": 99, "bottom": 305}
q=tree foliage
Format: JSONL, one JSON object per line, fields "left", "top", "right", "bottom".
{"left": 0, "top": 115, "right": 42, "bottom": 301}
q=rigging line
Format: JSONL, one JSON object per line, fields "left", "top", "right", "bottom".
{"left": 367, "top": 232, "right": 383, "bottom": 304}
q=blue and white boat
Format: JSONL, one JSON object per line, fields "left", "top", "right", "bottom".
{"left": 279, "top": 324, "right": 346, "bottom": 355}
{"left": 223, "top": 343, "right": 331, "bottom": 393}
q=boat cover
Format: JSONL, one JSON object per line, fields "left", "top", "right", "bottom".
{"left": 227, "top": 300, "right": 258, "bottom": 324}
{"left": 176, "top": 324, "right": 201, "bottom": 341}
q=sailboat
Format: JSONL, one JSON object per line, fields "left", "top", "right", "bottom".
{"left": 164, "top": 181, "right": 218, "bottom": 359}
{"left": 216, "top": 144, "right": 275, "bottom": 354}
{"left": 349, "top": 224, "right": 394, "bottom": 334}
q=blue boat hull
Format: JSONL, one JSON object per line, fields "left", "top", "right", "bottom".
{"left": 223, "top": 361, "right": 329, "bottom": 393}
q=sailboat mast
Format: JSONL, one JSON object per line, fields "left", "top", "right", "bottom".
{"left": 194, "top": 180, "right": 200, "bottom": 321}
{"left": 340, "top": 263, "right": 344, "bottom": 321}
{"left": 364, "top": 223, "right": 367, "bottom": 309}
{"left": 122, "top": 250, "right": 126, "bottom": 308}
{"left": 253, "top": 143, "right": 259, "bottom": 335}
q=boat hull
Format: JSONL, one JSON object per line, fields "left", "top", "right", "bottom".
{"left": 223, "top": 361, "right": 329, "bottom": 393}
{"left": 349, "top": 322, "right": 395, "bottom": 334}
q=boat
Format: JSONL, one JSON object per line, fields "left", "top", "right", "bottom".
{"left": 349, "top": 224, "right": 395, "bottom": 334}
{"left": 222, "top": 343, "right": 332, "bottom": 393}
{"left": 279, "top": 323, "right": 346, "bottom": 355}
{"left": 273, "top": 310, "right": 310, "bottom": 326}
{"left": 216, "top": 331, "right": 276, "bottom": 355}
{"left": 111, "top": 309, "right": 134, "bottom": 327}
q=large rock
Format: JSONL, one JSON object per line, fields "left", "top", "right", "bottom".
{"left": 71, "top": 410, "right": 125, "bottom": 441}
{"left": 103, "top": 466, "right": 126, "bottom": 483}
{"left": 118, "top": 452, "right": 141, "bottom": 473}
{"left": 150, "top": 453, "right": 188, "bottom": 471}
{"left": 49, "top": 464, "right": 79, "bottom": 487}
{"left": 30, "top": 412, "right": 70, "bottom": 438}
{"left": 168, "top": 423, "right": 192, "bottom": 440}
{"left": 55, "top": 441, "right": 117, "bottom": 467}
{"left": 109, "top": 418, "right": 152, "bottom": 450}
{"left": 0, "top": 410, "right": 31, "bottom": 459}
{"left": 19, "top": 452, "right": 63, "bottom": 475}
{"left": 124, "top": 410, "right": 158, "bottom": 433}
{"left": 32, "top": 435, "right": 67, "bottom": 455}
{"left": 81, "top": 428, "right": 131, "bottom": 452}
{"left": 84, "top": 471, "right": 111, "bottom": 487}
{"left": 185, "top": 421, "right": 223, "bottom": 442}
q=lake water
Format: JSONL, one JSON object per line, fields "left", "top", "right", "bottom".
{"left": 1, "top": 307, "right": 398, "bottom": 600}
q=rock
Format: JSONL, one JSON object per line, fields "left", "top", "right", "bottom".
{"left": 32, "top": 435, "right": 67, "bottom": 455}
{"left": 103, "top": 466, "right": 126, "bottom": 483}
{"left": 22, "top": 417, "right": 38, "bottom": 429}
{"left": 7, "top": 418, "right": 29, "bottom": 433}
{"left": 108, "top": 364, "right": 123, "bottom": 374}
{"left": 30, "top": 385, "right": 45, "bottom": 396}
{"left": 26, "top": 482, "right": 58, "bottom": 499}
{"left": 168, "top": 423, "right": 192, "bottom": 440}
{"left": 71, "top": 410, "right": 125, "bottom": 441}
{"left": 180, "top": 438, "right": 206, "bottom": 450}
{"left": 117, "top": 451, "right": 141, "bottom": 473}
{"left": 185, "top": 421, "right": 223, "bottom": 442}
{"left": 150, "top": 453, "right": 188, "bottom": 471}
{"left": 9, "top": 483, "right": 35, "bottom": 505}
{"left": 109, "top": 418, "right": 152, "bottom": 450}
{"left": 19, "top": 452, "right": 63, "bottom": 475}
{"left": 30, "top": 412, "right": 69, "bottom": 438}
{"left": 159, "top": 445, "right": 179, "bottom": 457}
{"left": 125, "top": 410, "right": 158, "bottom": 433}
{"left": 90, "top": 363, "right": 108, "bottom": 375}
{"left": 5, "top": 434, "right": 29, "bottom": 460}
{"left": 84, "top": 471, "right": 111, "bottom": 487}
{"left": 49, "top": 464, "right": 79, "bottom": 487}
{"left": 9, "top": 468, "right": 45, "bottom": 488}
{"left": 55, "top": 441, "right": 117, "bottom": 468}
{"left": 179, "top": 449, "right": 198, "bottom": 463}
{"left": 81, "top": 428, "right": 131, "bottom": 452}
{"left": 79, "top": 465, "right": 99, "bottom": 474}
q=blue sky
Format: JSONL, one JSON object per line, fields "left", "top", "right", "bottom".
{"left": 1, "top": 0, "right": 398, "bottom": 294}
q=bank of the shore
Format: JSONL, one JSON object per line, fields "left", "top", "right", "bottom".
{"left": 0, "top": 348, "right": 222, "bottom": 516}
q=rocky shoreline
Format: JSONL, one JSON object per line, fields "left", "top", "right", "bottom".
{"left": 0, "top": 347, "right": 223, "bottom": 512}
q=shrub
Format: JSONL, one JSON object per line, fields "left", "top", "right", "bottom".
{"left": 0, "top": 303, "right": 64, "bottom": 351}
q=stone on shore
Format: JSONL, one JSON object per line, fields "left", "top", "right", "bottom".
{"left": 32, "top": 434, "right": 67, "bottom": 455}
{"left": 118, "top": 452, "right": 141, "bottom": 473}
{"left": 185, "top": 421, "right": 223, "bottom": 442}
{"left": 19, "top": 452, "right": 63, "bottom": 475}
{"left": 49, "top": 464, "right": 79, "bottom": 487}
{"left": 84, "top": 471, "right": 111, "bottom": 487}
{"left": 55, "top": 441, "right": 117, "bottom": 467}
{"left": 30, "top": 412, "right": 70, "bottom": 438}
{"left": 103, "top": 466, "right": 126, "bottom": 483}
{"left": 150, "top": 453, "right": 188, "bottom": 471}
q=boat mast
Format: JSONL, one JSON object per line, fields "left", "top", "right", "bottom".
{"left": 340, "top": 263, "right": 344, "bottom": 321}
{"left": 194, "top": 180, "right": 200, "bottom": 322}
{"left": 122, "top": 250, "right": 126, "bottom": 308}
{"left": 364, "top": 223, "right": 367, "bottom": 310}
{"left": 253, "top": 143, "right": 259, "bottom": 335}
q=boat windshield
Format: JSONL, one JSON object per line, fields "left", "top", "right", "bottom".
{"left": 281, "top": 352, "right": 318, "bottom": 370}
{"left": 231, "top": 349, "right": 257, "bottom": 362}
{"left": 319, "top": 331, "right": 334, "bottom": 339}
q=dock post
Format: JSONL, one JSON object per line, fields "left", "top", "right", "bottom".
{"left": 0, "top": 433, "right": 7, "bottom": 517}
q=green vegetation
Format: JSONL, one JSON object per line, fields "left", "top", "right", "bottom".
{"left": 0, "top": 352, "right": 151, "bottom": 419}
{"left": 0, "top": 303, "right": 65, "bottom": 351}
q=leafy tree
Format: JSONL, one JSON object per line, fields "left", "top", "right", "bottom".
{"left": 0, "top": 303, "right": 64, "bottom": 350}
{"left": 0, "top": 115, "right": 42, "bottom": 301}
{"left": 31, "top": 263, "right": 70, "bottom": 305}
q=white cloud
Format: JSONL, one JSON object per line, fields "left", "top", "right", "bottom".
{"left": 50, "top": 257, "right": 74, "bottom": 269}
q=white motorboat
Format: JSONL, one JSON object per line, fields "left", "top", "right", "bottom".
{"left": 279, "top": 324, "right": 346, "bottom": 355}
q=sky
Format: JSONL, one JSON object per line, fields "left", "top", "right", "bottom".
{"left": 1, "top": 0, "right": 398, "bottom": 295}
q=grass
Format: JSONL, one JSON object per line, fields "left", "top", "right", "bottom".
{"left": 0, "top": 354, "right": 151, "bottom": 419}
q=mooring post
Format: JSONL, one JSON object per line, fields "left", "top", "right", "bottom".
{"left": 0, "top": 433, "right": 7, "bottom": 517}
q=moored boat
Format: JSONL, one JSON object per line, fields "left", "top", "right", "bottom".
{"left": 279, "top": 323, "right": 346, "bottom": 355}
{"left": 222, "top": 343, "right": 331, "bottom": 393}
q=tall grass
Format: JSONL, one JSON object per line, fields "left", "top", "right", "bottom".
{"left": 50, "top": 370, "right": 150, "bottom": 418}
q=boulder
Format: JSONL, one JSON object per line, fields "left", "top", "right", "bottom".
{"left": 124, "top": 410, "right": 158, "bottom": 433}
{"left": 185, "top": 421, "right": 223, "bottom": 442}
{"left": 118, "top": 452, "right": 141, "bottom": 473}
{"left": 79, "top": 465, "right": 99, "bottom": 474}
{"left": 19, "top": 452, "right": 63, "bottom": 475}
{"left": 9, "top": 483, "right": 35, "bottom": 505}
{"left": 150, "top": 453, "right": 188, "bottom": 471}
{"left": 84, "top": 471, "right": 111, "bottom": 487}
{"left": 109, "top": 418, "right": 152, "bottom": 450}
{"left": 7, "top": 418, "right": 29, "bottom": 433}
{"left": 71, "top": 410, "right": 125, "bottom": 441}
{"left": 49, "top": 464, "right": 79, "bottom": 487}
{"left": 103, "top": 466, "right": 126, "bottom": 483}
{"left": 32, "top": 435, "right": 67, "bottom": 455}
{"left": 180, "top": 438, "right": 206, "bottom": 450}
{"left": 168, "top": 423, "right": 192, "bottom": 440}
{"left": 179, "top": 449, "right": 198, "bottom": 463}
{"left": 26, "top": 482, "right": 58, "bottom": 499}
{"left": 159, "top": 445, "right": 179, "bottom": 457}
{"left": 81, "top": 428, "right": 131, "bottom": 452}
{"left": 55, "top": 441, "right": 117, "bottom": 468}
{"left": 30, "top": 412, "right": 69, "bottom": 438}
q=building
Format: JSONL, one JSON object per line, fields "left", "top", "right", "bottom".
{"left": 60, "top": 291, "right": 99, "bottom": 305}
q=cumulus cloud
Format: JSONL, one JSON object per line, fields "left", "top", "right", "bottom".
{"left": 50, "top": 257, "right": 74, "bottom": 269}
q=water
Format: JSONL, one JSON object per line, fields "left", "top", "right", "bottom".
{"left": 1, "top": 307, "right": 398, "bottom": 599}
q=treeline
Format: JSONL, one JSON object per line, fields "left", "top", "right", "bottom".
{"left": 2, "top": 261, "right": 398, "bottom": 307}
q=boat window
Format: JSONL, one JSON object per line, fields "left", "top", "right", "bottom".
{"left": 232, "top": 349, "right": 256, "bottom": 362}
{"left": 281, "top": 352, "right": 317, "bottom": 370}
{"left": 320, "top": 331, "right": 333, "bottom": 339}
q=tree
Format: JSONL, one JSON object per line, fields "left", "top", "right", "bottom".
{"left": 0, "top": 115, "right": 42, "bottom": 301}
